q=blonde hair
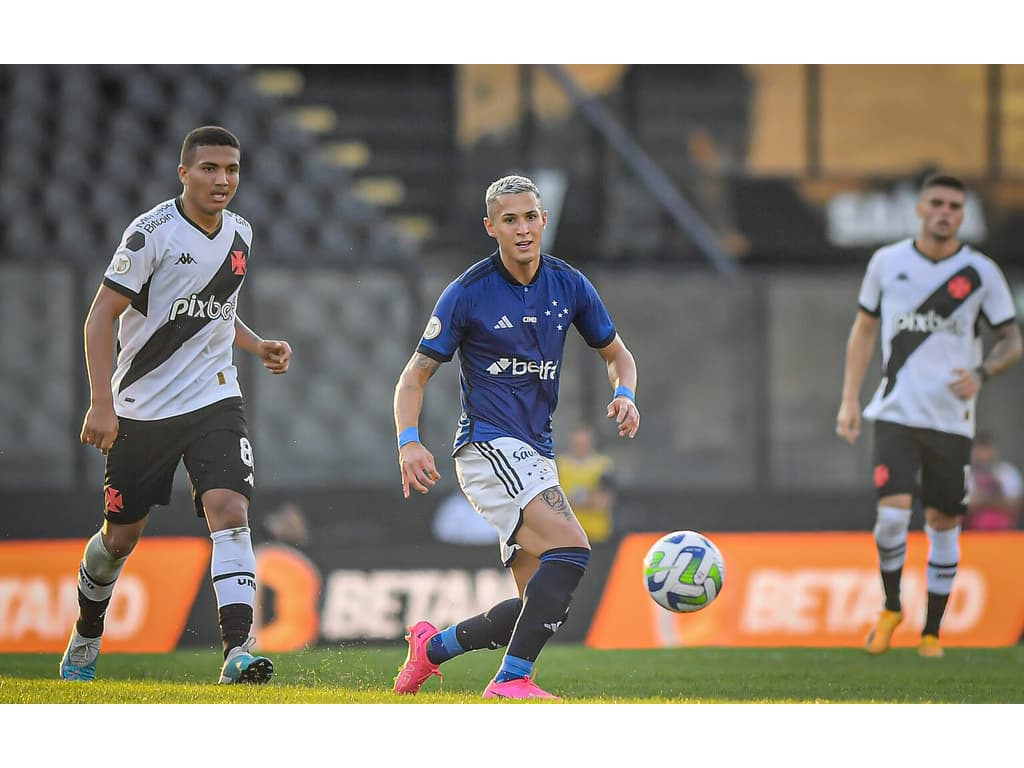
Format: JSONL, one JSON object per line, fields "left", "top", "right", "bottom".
{"left": 485, "top": 175, "right": 542, "bottom": 215}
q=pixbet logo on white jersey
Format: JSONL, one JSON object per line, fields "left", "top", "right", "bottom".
{"left": 892, "top": 310, "right": 965, "bottom": 335}
{"left": 487, "top": 357, "right": 559, "bottom": 380}
{"left": 169, "top": 294, "right": 236, "bottom": 322}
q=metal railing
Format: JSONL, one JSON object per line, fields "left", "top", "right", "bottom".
{"left": 541, "top": 64, "right": 738, "bottom": 276}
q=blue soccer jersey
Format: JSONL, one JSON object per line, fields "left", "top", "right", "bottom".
{"left": 417, "top": 251, "right": 617, "bottom": 457}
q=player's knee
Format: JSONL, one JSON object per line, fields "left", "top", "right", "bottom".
{"left": 874, "top": 505, "right": 912, "bottom": 541}
{"left": 101, "top": 529, "right": 141, "bottom": 559}
{"left": 527, "top": 547, "right": 590, "bottom": 604}
{"left": 204, "top": 490, "right": 249, "bottom": 530}
{"left": 540, "top": 545, "right": 590, "bottom": 570}
{"left": 924, "top": 507, "right": 960, "bottom": 530}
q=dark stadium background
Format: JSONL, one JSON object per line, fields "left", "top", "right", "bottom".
{"left": 2, "top": 64, "right": 1023, "bottom": 648}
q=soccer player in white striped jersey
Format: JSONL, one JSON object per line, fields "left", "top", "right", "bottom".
{"left": 393, "top": 174, "right": 640, "bottom": 700}
{"left": 836, "top": 174, "right": 1022, "bottom": 658}
{"left": 60, "top": 126, "right": 293, "bottom": 684}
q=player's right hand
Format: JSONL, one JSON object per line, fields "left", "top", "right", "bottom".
{"left": 835, "top": 401, "right": 861, "bottom": 445}
{"left": 607, "top": 395, "right": 640, "bottom": 438}
{"left": 81, "top": 403, "right": 119, "bottom": 455}
{"left": 399, "top": 442, "right": 440, "bottom": 498}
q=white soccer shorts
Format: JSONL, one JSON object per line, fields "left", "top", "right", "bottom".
{"left": 454, "top": 437, "right": 560, "bottom": 565}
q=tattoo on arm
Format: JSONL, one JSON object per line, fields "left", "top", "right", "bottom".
{"left": 410, "top": 353, "right": 440, "bottom": 379}
{"left": 986, "top": 323, "right": 1024, "bottom": 376}
{"left": 541, "top": 487, "right": 572, "bottom": 520}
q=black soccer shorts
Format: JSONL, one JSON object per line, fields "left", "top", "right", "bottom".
{"left": 871, "top": 419, "right": 971, "bottom": 517}
{"left": 101, "top": 397, "right": 254, "bottom": 524}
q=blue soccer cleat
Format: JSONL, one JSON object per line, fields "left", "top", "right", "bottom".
{"left": 59, "top": 628, "right": 101, "bottom": 681}
{"left": 218, "top": 636, "right": 274, "bottom": 684}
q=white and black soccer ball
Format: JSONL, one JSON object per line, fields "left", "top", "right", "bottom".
{"left": 643, "top": 530, "right": 725, "bottom": 613}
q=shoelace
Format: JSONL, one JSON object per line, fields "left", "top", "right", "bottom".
{"left": 69, "top": 636, "right": 100, "bottom": 665}
{"left": 229, "top": 636, "right": 258, "bottom": 659}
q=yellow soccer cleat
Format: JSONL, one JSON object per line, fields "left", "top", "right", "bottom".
{"left": 918, "top": 634, "right": 945, "bottom": 658}
{"left": 864, "top": 609, "right": 903, "bottom": 655}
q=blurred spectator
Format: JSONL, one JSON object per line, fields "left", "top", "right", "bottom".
{"left": 965, "top": 432, "right": 1023, "bottom": 531}
{"left": 431, "top": 490, "right": 497, "bottom": 545}
{"left": 686, "top": 128, "right": 750, "bottom": 259}
{"left": 254, "top": 501, "right": 322, "bottom": 652}
{"left": 556, "top": 424, "right": 616, "bottom": 543}
{"left": 262, "top": 501, "right": 312, "bottom": 548}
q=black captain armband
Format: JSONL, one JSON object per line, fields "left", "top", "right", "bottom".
{"left": 974, "top": 365, "right": 990, "bottom": 382}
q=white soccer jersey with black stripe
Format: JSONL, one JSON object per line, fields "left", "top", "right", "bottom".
{"left": 858, "top": 238, "right": 1017, "bottom": 437}
{"left": 101, "top": 197, "right": 252, "bottom": 420}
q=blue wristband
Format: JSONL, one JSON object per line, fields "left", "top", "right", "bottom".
{"left": 398, "top": 426, "right": 420, "bottom": 447}
{"left": 614, "top": 385, "right": 635, "bottom": 402}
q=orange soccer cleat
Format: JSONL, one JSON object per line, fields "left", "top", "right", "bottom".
{"left": 864, "top": 609, "right": 903, "bottom": 655}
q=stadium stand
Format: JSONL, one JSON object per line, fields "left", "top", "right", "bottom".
{"left": 0, "top": 64, "right": 416, "bottom": 267}
{"left": 248, "top": 64, "right": 454, "bottom": 256}
{"left": 3, "top": 64, "right": 1023, "bottom": 499}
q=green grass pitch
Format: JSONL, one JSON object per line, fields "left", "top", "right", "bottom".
{"left": 2, "top": 644, "right": 1022, "bottom": 704}
{"left": 4, "top": 644, "right": 1020, "bottom": 767}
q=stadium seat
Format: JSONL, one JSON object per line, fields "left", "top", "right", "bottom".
{"left": 317, "top": 222, "right": 358, "bottom": 259}
{"left": 0, "top": 64, "right": 411, "bottom": 270}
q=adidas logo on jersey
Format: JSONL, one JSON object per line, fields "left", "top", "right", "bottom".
{"left": 493, "top": 315, "right": 514, "bottom": 329}
{"left": 175, "top": 253, "right": 197, "bottom": 265}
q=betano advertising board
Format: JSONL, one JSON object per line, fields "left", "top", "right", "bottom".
{"left": 2, "top": 532, "right": 1021, "bottom": 652}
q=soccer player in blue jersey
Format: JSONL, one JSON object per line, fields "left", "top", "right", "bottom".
{"left": 392, "top": 174, "right": 640, "bottom": 700}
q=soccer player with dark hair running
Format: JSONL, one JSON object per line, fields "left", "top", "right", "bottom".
{"left": 60, "top": 125, "right": 293, "bottom": 683}
{"left": 392, "top": 174, "right": 640, "bottom": 700}
{"left": 836, "top": 173, "right": 1022, "bottom": 658}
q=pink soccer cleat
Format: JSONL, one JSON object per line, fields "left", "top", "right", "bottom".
{"left": 393, "top": 620, "right": 443, "bottom": 694}
{"left": 482, "top": 675, "right": 561, "bottom": 701}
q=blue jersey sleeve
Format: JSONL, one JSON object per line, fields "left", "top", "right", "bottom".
{"left": 416, "top": 280, "right": 466, "bottom": 362}
{"left": 573, "top": 271, "right": 617, "bottom": 348}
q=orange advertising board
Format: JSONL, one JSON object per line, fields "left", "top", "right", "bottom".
{"left": 587, "top": 532, "right": 1024, "bottom": 648}
{"left": 253, "top": 543, "right": 323, "bottom": 652}
{"left": 0, "top": 538, "right": 210, "bottom": 653}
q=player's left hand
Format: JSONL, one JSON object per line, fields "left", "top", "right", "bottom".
{"left": 258, "top": 340, "right": 292, "bottom": 374}
{"left": 949, "top": 367, "right": 981, "bottom": 400}
{"left": 608, "top": 395, "right": 640, "bottom": 439}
